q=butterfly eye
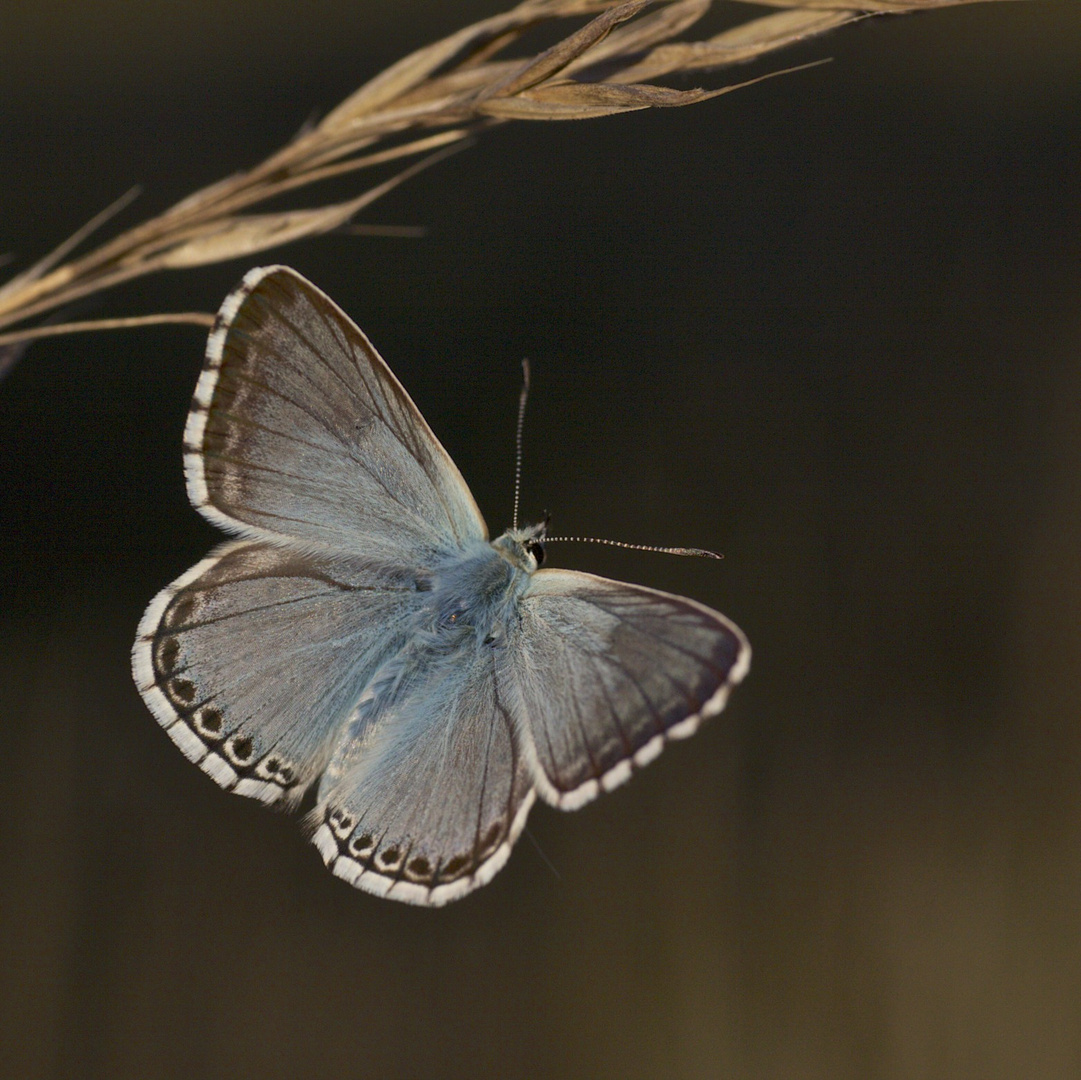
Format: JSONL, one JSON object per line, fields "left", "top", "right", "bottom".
{"left": 525, "top": 540, "right": 545, "bottom": 566}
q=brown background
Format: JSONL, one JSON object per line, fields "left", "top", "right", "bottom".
{"left": 2, "top": 2, "right": 1081, "bottom": 1077}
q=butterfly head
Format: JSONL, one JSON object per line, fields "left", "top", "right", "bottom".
{"left": 492, "top": 518, "right": 548, "bottom": 573}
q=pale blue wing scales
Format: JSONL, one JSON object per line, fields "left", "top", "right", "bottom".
{"left": 507, "top": 569, "right": 750, "bottom": 810}
{"left": 132, "top": 540, "right": 426, "bottom": 806}
{"left": 311, "top": 647, "right": 535, "bottom": 907}
{"left": 185, "top": 265, "right": 487, "bottom": 561}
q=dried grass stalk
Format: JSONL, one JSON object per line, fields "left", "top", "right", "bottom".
{"left": 0, "top": 0, "right": 1018, "bottom": 355}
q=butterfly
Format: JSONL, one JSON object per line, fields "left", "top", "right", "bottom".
{"left": 132, "top": 266, "right": 750, "bottom": 906}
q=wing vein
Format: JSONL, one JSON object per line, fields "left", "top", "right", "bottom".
{"left": 586, "top": 652, "right": 634, "bottom": 758}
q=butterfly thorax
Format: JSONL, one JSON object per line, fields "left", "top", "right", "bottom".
{"left": 317, "top": 540, "right": 531, "bottom": 799}
{"left": 425, "top": 542, "right": 524, "bottom": 642}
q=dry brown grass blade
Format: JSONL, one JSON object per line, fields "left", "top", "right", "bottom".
{"left": 749, "top": 0, "right": 1016, "bottom": 8}
{"left": 320, "top": 6, "right": 537, "bottom": 127}
{"left": 610, "top": 8, "right": 860, "bottom": 83}
{"left": 482, "top": 58, "right": 829, "bottom": 119}
{"left": 481, "top": 0, "right": 650, "bottom": 99}
{"left": 0, "top": 187, "right": 142, "bottom": 305}
{"left": 480, "top": 79, "right": 714, "bottom": 119}
{"left": 0, "top": 313, "right": 214, "bottom": 350}
{"left": 317, "top": 0, "right": 621, "bottom": 127}
{"left": 151, "top": 143, "right": 467, "bottom": 270}
{"left": 0, "top": 0, "right": 1022, "bottom": 354}
{"left": 563, "top": 0, "right": 712, "bottom": 73}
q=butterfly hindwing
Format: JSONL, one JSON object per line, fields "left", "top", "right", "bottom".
{"left": 186, "top": 265, "right": 488, "bottom": 562}
{"left": 133, "top": 539, "right": 427, "bottom": 806}
{"left": 506, "top": 569, "right": 750, "bottom": 809}
{"left": 311, "top": 645, "right": 535, "bottom": 907}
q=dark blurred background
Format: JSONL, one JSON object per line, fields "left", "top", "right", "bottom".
{"left": 2, "top": 2, "right": 1080, "bottom": 1077}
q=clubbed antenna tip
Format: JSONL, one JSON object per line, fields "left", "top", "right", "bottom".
{"left": 544, "top": 537, "right": 723, "bottom": 560}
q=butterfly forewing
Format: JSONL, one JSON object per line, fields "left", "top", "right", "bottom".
{"left": 186, "top": 265, "right": 487, "bottom": 562}
{"left": 506, "top": 570, "right": 750, "bottom": 809}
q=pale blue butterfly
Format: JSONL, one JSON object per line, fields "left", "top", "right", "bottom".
{"left": 132, "top": 266, "right": 750, "bottom": 906}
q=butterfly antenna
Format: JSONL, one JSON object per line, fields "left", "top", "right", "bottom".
{"left": 544, "top": 536, "right": 723, "bottom": 559}
{"left": 512, "top": 358, "right": 530, "bottom": 531}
